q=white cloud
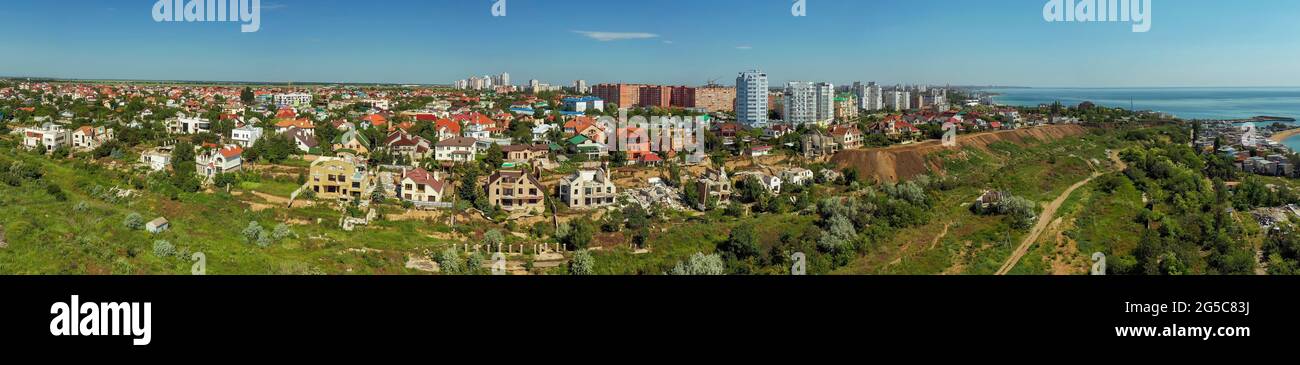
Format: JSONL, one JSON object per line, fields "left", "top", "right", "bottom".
{"left": 573, "top": 31, "right": 660, "bottom": 42}
{"left": 735, "top": 46, "right": 753, "bottom": 50}
{"left": 663, "top": 40, "right": 675, "bottom": 44}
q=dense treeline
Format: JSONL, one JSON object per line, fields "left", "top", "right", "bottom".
{"left": 1105, "top": 126, "right": 1256, "bottom": 274}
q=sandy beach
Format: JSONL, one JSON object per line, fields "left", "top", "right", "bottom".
{"left": 1269, "top": 128, "right": 1300, "bottom": 143}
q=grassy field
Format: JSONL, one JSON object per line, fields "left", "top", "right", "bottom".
{"left": 0, "top": 150, "right": 465, "bottom": 275}
{"left": 0, "top": 126, "right": 1154, "bottom": 275}
{"left": 837, "top": 130, "right": 1118, "bottom": 275}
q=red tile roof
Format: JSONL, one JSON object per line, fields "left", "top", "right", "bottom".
{"left": 434, "top": 118, "right": 461, "bottom": 135}
{"left": 361, "top": 114, "right": 388, "bottom": 126}
{"left": 219, "top": 145, "right": 244, "bottom": 159}
{"left": 403, "top": 168, "right": 446, "bottom": 192}
{"left": 275, "top": 118, "right": 315, "bottom": 129}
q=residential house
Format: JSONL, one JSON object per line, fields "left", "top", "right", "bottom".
{"left": 435, "top": 137, "right": 478, "bottom": 164}
{"left": 70, "top": 126, "right": 114, "bottom": 151}
{"left": 308, "top": 157, "right": 371, "bottom": 202}
{"left": 871, "top": 116, "right": 920, "bottom": 140}
{"left": 558, "top": 168, "right": 617, "bottom": 209}
{"left": 743, "top": 171, "right": 780, "bottom": 194}
{"left": 332, "top": 129, "right": 372, "bottom": 155}
{"left": 360, "top": 114, "right": 387, "bottom": 130}
{"left": 230, "top": 125, "right": 263, "bottom": 148}
{"left": 563, "top": 96, "right": 605, "bottom": 113}
{"left": 140, "top": 146, "right": 173, "bottom": 171}
{"left": 195, "top": 145, "right": 243, "bottom": 179}
{"left": 563, "top": 116, "right": 605, "bottom": 141}
{"left": 635, "top": 153, "right": 664, "bottom": 166}
{"left": 801, "top": 130, "right": 838, "bottom": 158}
{"left": 434, "top": 118, "right": 461, "bottom": 141}
{"left": 385, "top": 130, "right": 433, "bottom": 161}
{"left": 781, "top": 168, "right": 814, "bottom": 186}
{"left": 21, "top": 123, "right": 68, "bottom": 152}
{"left": 830, "top": 125, "right": 863, "bottom": 150}
{"left": 399, "top": 168, "right": 448, "bottom": 206}
{"left": 695, "top": 167, "right": 733, "bottom": 210}
{"left": 286, "top": 127, "right": 319, "bottom": 153}
{"left": 531, "top": 123, "right": 559, "bottom": 143}
{"left": 502, "top": 144, "right": 549, "bottom": 165}
{"left": 169, "top": 117, "right": 211, "bottom": 135}
{"left": 765, "top": 124, "right": 794, "bottom": 140}
{"left": 274, "top": 118, "right": 315, "bottom": 136}
{"left": 567, "top": 134, "right": 608, "bottom": 159}
{"left": 485, "top": 170, "right": 546, "bottom": 213}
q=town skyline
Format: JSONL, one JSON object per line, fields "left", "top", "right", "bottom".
{"left": 3, "top": 0, "right": 1300, "bottom": 87}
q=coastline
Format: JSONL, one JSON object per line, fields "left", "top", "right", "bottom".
{"left": 1268, "top": 128, "right": 1300, "bottom": 143}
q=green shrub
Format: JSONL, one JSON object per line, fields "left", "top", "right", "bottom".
{"left": 152, "top": 240, "right": 176, "bottom": 258}
{"left": 123, "top": 213, "right": 145, "bottom": 230}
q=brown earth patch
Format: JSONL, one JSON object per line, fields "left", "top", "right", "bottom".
{"left": 831, "top": 125, "right": 1088, "bottom": 183}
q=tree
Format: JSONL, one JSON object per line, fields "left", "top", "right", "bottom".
{"left": 434, "top": 248, "right": 462, "bottom": 274}
{"left": 482, "top": 143, "right": 504, "bottom": 170}
{"left": 172, "top": 140, "right": 195, "bottom": 172}
{"left": 564, "top": 216, "right": 596, "bottom": 250}
{"left": 51, "top": 145, "right": 71, "bottom": 159}
{"left": 46, "top": 183, "right": 67, "bottom": 201}
{"left": 718, "top": 223, "right": 760, "bottom": 260}
{"left": 152, "top": 240, "right": 176, "bottom": 258}
{"left": 271, "top": 223, "right": 293, "bottom": 241}
{"left": 817, "top": 215, "right": 857, "bottom": 253}
{"left": 465, "top": 253, "right": 484, "bottom": 274}
{"left": 483, "top": 229, "right": 505, "bottom": 247}
{"left": 569, "top": 250, "right": 594, "bottom": 275}
{"left": 213, "top": 173, "right": 237, "bottom": 189}
{"left": 668, "top": 252, "right": 725, "bottom": 275}
{"left": 624, "top": 205, "right": 649, "bottom": 231}
{"left": 123, "top": 213, "right": 145, "bottom": 230}
{"left": 316, "top": 122, "right": 340, "bottom": 153}
{"left": 242, "top": 221, "right": 264, "bottom": 244}
{"left": 610, "top": 151, "right": 628, "bottom": 167}
{"left": 240, "top": 87, "right": 255, "bottom": 105}
{"left": 1003, "top": 196, "right": 1038, "bottom": 229}
{"left": 633, "top": 226, "right": 650, "bottom": 248}
{"left": 601, "top": 209, "right": 624, "bottom": 232}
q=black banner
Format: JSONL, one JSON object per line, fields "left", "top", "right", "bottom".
{"left": 0, "top": 276, "right": 1290, "bottom": 355}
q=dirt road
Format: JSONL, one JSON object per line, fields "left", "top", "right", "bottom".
{"left": 995, "top": 151, "right": 1124, "bottom": 275}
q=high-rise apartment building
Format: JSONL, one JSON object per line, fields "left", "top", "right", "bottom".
{"left": 814, "top": 82, "right": 834, "bottom": 124}
{"left": 693, "top": 85, "right": 736, "bottom": 112}
{"left": 736, "top": 70, "right": 769, "bottom": 126}
{"left": 854, "top": 82, "right": 883, "bottom": 111}
{"left": 592, "top": 84, "right": 643, "bottom": 109}
{"left": 784, "top": 82, "right": 816, "bottom": 126}
{"left": 639, "top": 85, "right": 674, "bottom": 108}
{"left": 784, "top": 81, "right": 834, "bottom": 126}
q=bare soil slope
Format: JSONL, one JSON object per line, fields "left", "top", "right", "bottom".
{"left": 831, "top": 125, "right": 1088, "bottom": 183}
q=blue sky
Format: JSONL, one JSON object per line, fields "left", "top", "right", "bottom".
{"left": 1, "top": 0, "right": 1299, "bottom": 87}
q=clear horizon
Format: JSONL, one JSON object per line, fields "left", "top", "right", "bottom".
{"left": 3, "top": 0, "right": 1299, "bottom": 87}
